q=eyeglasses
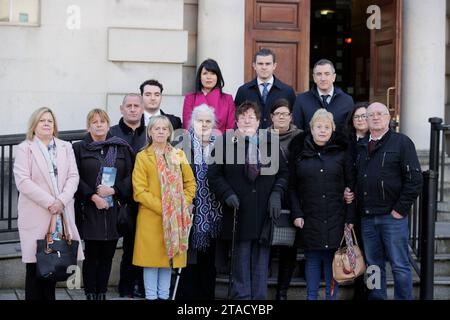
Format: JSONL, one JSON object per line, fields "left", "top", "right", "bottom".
{"left": 238, "top": 116, "right": 257, "bottom": 122}
{"left": 353, "top": 114, "right": 367, "bottom": 120}
{"left": 273, "top": 112, "right": 291, "bottom": 118}
{"left": 367, "top": 112, "right": 389, "bottom": 119}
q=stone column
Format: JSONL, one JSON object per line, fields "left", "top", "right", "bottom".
{"left": 196, "top": 0, "right": 245, "bottom": 97}
{"left": 402, "top": 0, "right": 446, "bottom": 150}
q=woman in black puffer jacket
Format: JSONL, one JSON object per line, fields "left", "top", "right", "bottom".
{"left": 288, "top": 108, "right": 355, "bottom": 300}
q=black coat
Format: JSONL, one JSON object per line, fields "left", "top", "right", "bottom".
{"left": 292, "top": 86, "right": 354, "bottom": 132}
{"left": 109, "top": 115, "right": 147, "bottom": 154}
{"left": 234, "top": 76, "right": 296, "bottom": 129}
{"left": 208, "top": 131, "right": 289, "bottom": 241}
{"left": 73, "top": 133, "right": 133, "bottom": 240}
{"left": 288, "top": 132, "right": 356, "bottom": 250}
{"left": 356, "top": 130, "right": 423, "bottom": 217}
{"left": 161, "top": 109, "right": 182, "bottom": 130}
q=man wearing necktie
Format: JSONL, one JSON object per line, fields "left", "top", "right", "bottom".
{"left": 292, "top": 59, "right": 354, "bottom": 132}
{"left": 235, "top": 48, "right": 296, "bottom": 129}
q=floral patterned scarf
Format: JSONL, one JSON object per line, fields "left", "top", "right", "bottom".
{"left": 154, "top": 145, "right": 192, "bottom": 259}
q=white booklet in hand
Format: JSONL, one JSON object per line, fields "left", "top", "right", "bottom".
{"left": 101, "top": 167, "right": 117, "bottom": 208}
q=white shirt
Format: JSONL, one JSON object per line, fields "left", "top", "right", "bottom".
{"left": 257, "top": 76, "right": 274, "bottom": 96}
{"left": 317, "top": 87, "right": 334, "bottom": 104}
{"left": 369, "top": 129, "right": 389, "bottom": 142}
{"left": 144, "top": 109, "right": 161, "bottom": 126}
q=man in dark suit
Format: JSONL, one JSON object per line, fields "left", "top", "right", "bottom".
{"left": 139, "top": 79, "right": 182, "bottom": 130}
{"left": 292, "top": 59, "right": 354, "bottom": 132}
{"left": 234, "top": 48, "right": 296, "bottom": 129}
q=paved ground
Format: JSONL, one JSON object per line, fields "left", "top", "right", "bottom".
{"left": 0, "top": 287, "right": 144, "bottom": 300}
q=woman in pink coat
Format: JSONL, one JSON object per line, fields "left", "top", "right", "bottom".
{"left": 13, "top": 107, "right": 84, "bottom": 300}
{"left": 182, "top": 59, "right": 235, "bottom": 133}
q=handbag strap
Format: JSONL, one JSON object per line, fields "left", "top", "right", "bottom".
{"left": 339, "top": 227, "right": 359, "bottom": 248}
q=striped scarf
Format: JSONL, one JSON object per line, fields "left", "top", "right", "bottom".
{"left": 85, "top": 136, "right": 133, "bottom": 186}
{"left": 154, "top": 145, "right": 192, "bottom": 259}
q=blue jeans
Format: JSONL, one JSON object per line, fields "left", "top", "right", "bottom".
{"left": 143, "top": 267, "right": 172, "bottom": 300}
{"left": 361, "top": 214, "right": 412, "bottom": 300}
{"left": 232, "top": 240, "right": 270, "bottom": 300}
{"left": 304, "top": 249, "right": 337, "bottom": 300}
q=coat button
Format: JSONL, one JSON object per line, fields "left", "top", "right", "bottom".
{"left": 320, "top": 169, "right": 324, "bottom": 172}
{"left": 324, "top": 220, "right": 327, "bottom": 224}
{"left": 366, "top": 210, "right": 370, "bottom": 214}
{"left": 252, "top": 189, "right": 256, "bottom": 193}
{"left": 325, "top": 245, "right": 328, "bottom": 248}
{"left": 364, "top": 192, "right": 367, "bottom": 196}
{"left": 322, "top": 195, "right": 326, "bottom": 198}
{"left": 364, "top": 174, "right": 367, "bottom": 178}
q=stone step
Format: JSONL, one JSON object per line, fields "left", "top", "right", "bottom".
{"left": 214, "top": 274, "right": 450, "bottom": 300}
{"left": 435, "top": 222, "right": 450, "bottom": 254}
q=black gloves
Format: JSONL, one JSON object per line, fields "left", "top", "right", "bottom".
{"left": 225, "top": 194, "right": 240, "bottom": 210}
{"left": 269, "top": 191, "right": 281, "bottom": 220}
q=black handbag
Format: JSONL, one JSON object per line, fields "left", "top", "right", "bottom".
{"left": 36, "top": 214, "right": 79, "bottom": 282}
{"left": 271, "top": 209, "right": 296, "bottom": 247}
{"left": 117, "top": 201, "right": 134, "bottom": 236}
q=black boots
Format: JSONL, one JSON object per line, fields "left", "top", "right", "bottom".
{"left": 85, "top": 293, "right": 106, "bottom": 300}
{"left": 85, "top": 293, "right": 96, "bottom": 300}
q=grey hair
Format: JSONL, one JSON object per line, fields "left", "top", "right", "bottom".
{"left": 122, "top": 93, "right": 143, "bottom": 106}
{"left": 190, "top": 104, "right": 217, "bottom": 129}
{"left": 309, "top": 108, "right": 336, "bottom": 131}
{"left": 313, "top": 59, "right": 336, "bottom": 74}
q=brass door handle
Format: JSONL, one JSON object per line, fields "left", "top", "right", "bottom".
{"left": 387, "top": 86, "right": 395, "bottom": 113}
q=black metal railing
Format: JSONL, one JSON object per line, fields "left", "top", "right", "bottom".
{"left": 0, "top": 130, "right": 85, "bottom": 239}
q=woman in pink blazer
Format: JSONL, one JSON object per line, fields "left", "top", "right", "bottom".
{"left": 183, "top": 59, "right": 235, "bottom": 133}
{"left": 13, "top": 107, "right": 84, "bottom": 300}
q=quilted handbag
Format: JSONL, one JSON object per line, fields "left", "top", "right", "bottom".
{"left": 271, "top": 209, "right": 296, "bottom": 247}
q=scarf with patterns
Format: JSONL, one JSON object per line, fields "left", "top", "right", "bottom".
{"left": 189, "top": 128, "right": 222, "bottom": 251}
{"left": 36, "top": 137, "right": 63, "bottom": 240}
{"left": 85, "top": 136, "right": 133, "bottom": 186}
{"left": 154, "top": 145, "right": 192, "bottom": 259}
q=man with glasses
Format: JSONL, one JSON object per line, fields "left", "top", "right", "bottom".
{"left": 235, "top": 48, "right": 296, "bottom": 129}
{"left": 355, "top": 102, "right": 422, "bottom": 300}
{"left": 292, "top": 59, "right": 354, "bottom": 132}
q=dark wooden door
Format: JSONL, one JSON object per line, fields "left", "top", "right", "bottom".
{"left": 245, "top": 0, "right": 311, "bottom": 93}
{"left": 369, "top": 0, "right": 403, "bottom": 124}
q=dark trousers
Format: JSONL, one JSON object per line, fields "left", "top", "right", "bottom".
{"left": 118, "top": 231, "right": 144, "bottom": 297}
{"left": 232, "top": 240, "right": 270, "bottom": 300}
{"left": 83, "top": 239, "right": 118, "bottom": 295}
{"left": 176, "top": 242, "right": 217, "bottom": 300}
{"left": 25, "top": 263, "right": 56, "bottom": 300}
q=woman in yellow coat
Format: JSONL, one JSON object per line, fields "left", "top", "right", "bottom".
{"left": 132, "top": 115, "right": 196, "bottom": 300}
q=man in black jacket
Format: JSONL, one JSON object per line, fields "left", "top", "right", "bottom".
{"left": 292, "top": 59, "right": 354, "bottom": 132}
{"left": 109, "top": 93, "right": 146, "bottom": 298}
{"left": 139, "top": 79, "right": 182, "bottom": 130}
{"left": 234, "top": 48, "right": 296, "bottom": 129}
{"left": 356, "top": 102, "right": 422, "bottom": 300}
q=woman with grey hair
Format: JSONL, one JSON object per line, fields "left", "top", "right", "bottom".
{"left": 175, "top": 104, "right": 223, "bottom": 300}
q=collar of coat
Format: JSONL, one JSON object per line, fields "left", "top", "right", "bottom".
{"left": 357, "top": 129, "right": 394, "bottom": 153}
{"left": 249, "top": 75, "right": 284, "bottom": 91}
{"left": 27, "top": 137, "right": 68, "bottom": 196}
{"left": 288, "top": 130, "right": 349, "bottom": 161}
{"left": 310, "top": 85, "right": 345, "bottom": 102}
{"left": 118, "top": 115, "right": 145, "bottom": 135}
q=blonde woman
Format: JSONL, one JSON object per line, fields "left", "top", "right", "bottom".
{"left": 73, "top": 109, "right": 134, "bottom": 300}
{"left": 13, "top": 107, "right": 84, "bottom": 300}
{"left": 288, "top": 108, "right": 355, "bottom": 300}
{"left": 132, "top": 115, "right": 196, "bottom": 300}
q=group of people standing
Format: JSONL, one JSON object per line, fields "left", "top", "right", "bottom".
{"left": 13, "top": 48, "right": 423, "bottom": 301}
